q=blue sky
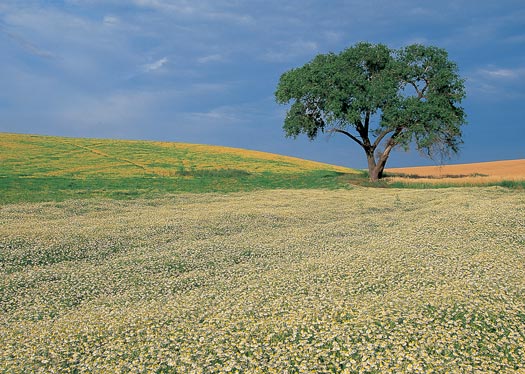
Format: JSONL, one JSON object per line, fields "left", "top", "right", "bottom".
{"left": 1, "top": 0, "right": 524, "bottom": 168}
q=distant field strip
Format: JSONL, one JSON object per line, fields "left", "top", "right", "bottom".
{"left": 1, "top": 188, "right": 524, "bottom": 372}
{"left": 387, "top": 159, "right": 525, "bottom": 186}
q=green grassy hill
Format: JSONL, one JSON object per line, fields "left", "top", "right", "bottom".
{"left": 0, "top": 133, "right": 357, "bottom": 203}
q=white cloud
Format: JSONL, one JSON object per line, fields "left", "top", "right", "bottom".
{"left": 479, "top": 68, "right": 524, "bottom": 79}
{"left": 143, "top": 57, "right": 168, "bottom": 72}
{"left": 133, "top": 0, "right": 193, "bottom": 13}
{"left": 323, "top": 31, "right": 343, "bottom": 44}
{"left": 132, "top": 0, "right": 253, "bottom": 24}
{"left": 262, "top": 40, "right": 319, "bottom": 63}
{"left": 5, "top": 6, "right": 91, "bottom": 39}
{"left": 58, "top": 90, "right": 166, "bottom": 131}
{"left": 504, "top": 34, "right": 525, "bottom": 44}
{"left": 179, "top": 100, "right": 267, "bottom": 128}
{"left": 1, "top": 4, "right": 137, "bottom": 76}
{"left": 409, "top": 7, "right": 435, "bottom": 16}
{"left": 187, "top": 108, "right": 240, "bottom": 123}
{"left": 467, "top": 66, "right": 525, "bottom": 99}
{"left": 0, "top": 24, "right": 56, "bottom": 59}
{"left": 103, "top": 15, "right": 119, "bottom": 27}
{"left": 197, "top": 54, "right": 225, "bottom": 64}
{"left": 189, "top": 82, "right": 231, "bottom": 93}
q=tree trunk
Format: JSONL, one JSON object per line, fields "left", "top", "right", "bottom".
{"left": 364, "top": 129, "right": 400, "bottom": 181}
{"left": 371, "top": 160, "right": 387, "bottom": 181}
{"left": 369, "top": 164, "right": 385, "bottom": 181}
{"left": 367, "top": 150, "right": 389, "bottom": 182}
{"left": 366, "top": 151, "right": 381, "bottom": 182}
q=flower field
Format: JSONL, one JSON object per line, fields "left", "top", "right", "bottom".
{"left": 1, "top": 187, "right": 524, "bottom": 372}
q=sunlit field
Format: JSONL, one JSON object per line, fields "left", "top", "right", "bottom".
{"left": 0, "top": 132, "right": 353, "bottom": 177}
{"left": 386, "top": 160, "right": 525, "bottom": 187}
{"left": 2, "top": 188, "right": 524, "bottom": 372}
{"left": 0, "top": 133, "right": 357, "bottom": 204}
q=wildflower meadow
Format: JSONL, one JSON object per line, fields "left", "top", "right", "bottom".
{"left": 1, "top": 187, "right": 524, "bottom": 372}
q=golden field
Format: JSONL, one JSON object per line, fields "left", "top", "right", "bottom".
{"left": 386, "top": 160, "right": 525, "bottom": 186}
{"left": 1, "top": 188, "right": 524, "bottom": 372}
{"left": 0, "top": 132, "right": 353, "bottom": 178}
{"left": 0, "top": 133, "right": 359, "bottom": 203}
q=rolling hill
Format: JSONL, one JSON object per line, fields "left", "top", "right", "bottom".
{"left": 2, "top": 133, "right": 522, "bottom": 203}
{"left": 0, "top": 132, "right": 356, "bottom": 203}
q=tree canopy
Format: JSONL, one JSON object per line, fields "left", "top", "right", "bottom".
{"left": 275, "top": 42, "right": 466, "bottom": 181}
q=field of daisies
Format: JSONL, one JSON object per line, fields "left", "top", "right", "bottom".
{"left": 1, "top": 187, "right": 524, "bottom": 373}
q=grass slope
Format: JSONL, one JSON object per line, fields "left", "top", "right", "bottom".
{"left": 1, "top": 188, "right": 524, "bottom": 372}
{"left": 0, "top": 133, "right": 357, "bottom": 204}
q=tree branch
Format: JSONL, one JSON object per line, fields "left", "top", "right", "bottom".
{"left": 356, "top": 119, "right": 365, "bottom": 134}
{"left": 329, "top": 128, "right": 364, "bottom": 148}
{"left": 372, "top": 129, "right": 394, "bottom": 149}
{"left": 410, "top": 81, "right": 425, "bottom": 99}
{"left": 385, "top": 127, "right": 403, "bottom": 150}
{"left": 376, "top": 127, "right": 404, "bottom": 165}
{"left": 410, "top": 81, "right": 421, "bottom": 97}
{"left": 422, "top": 78, "right": 429, "bottom": 96}
{"left": 390, "top": 126, "right": 403, "bottom": 142}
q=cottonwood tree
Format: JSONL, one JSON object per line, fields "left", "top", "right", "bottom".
{"left": 275, "top": 42, "right": 466, "bottom": 181}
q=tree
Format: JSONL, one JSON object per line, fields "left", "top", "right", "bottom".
{"left": 275, "top": 42, "right": 466, "bottom": 181}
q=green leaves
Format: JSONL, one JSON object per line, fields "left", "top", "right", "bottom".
{"left": 283, "top": 101, "right": 324, "bottom": 139}
{"left": 275, "top": 42, "right": 467, "bottom": 173}
{"left": 389, "top": 44, "right": 466, "bottom": 158}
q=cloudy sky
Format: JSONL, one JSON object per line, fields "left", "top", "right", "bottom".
{"left": 1, "top": 0, "right": 524, "bottom": 168}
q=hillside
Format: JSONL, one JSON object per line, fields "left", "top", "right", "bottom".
{"left": 0, "top": 133, "right": 356, "bottom": 203}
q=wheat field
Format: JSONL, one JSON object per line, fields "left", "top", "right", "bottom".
{"left": 386, "top": 160, "right": 525, "bottom": 186}
{"left": 1, "top": 187, "right": 524, "bottom": 372}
